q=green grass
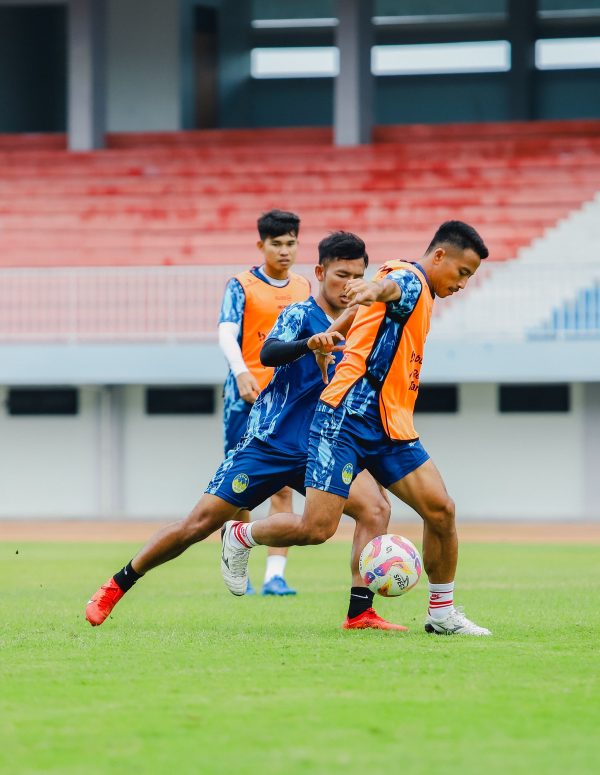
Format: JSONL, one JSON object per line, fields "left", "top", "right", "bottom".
{"left": 1, "top": 540, "right": 599, "bottom": 775}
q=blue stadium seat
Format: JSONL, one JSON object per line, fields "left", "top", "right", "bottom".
{"left": 530, "top": 284, "right": 600, "bottom": 339}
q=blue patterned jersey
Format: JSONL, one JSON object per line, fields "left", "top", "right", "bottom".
{"left": 337, "top": 265, "right": 426, "bottom": 439}
{"left": 219, "top": 268, "right": 310, "bottom": 427}
{"left": 245, "top": 297, "right": 341, "bottom": 454}
{"left": 219, "top": 277, "right": 246, "bottom": 327}
{"left": 219, "top": 268, "right": 271, "bottom": 424}
{"left": 219, "top": 276, "right": 248, "bottom": 423}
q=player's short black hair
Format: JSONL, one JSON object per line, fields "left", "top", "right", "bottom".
{"left": 426, "top": 220, "right": 489, "bottom": 260}
{"left": 318, "top": 231, "right": 369, "bottom": 267}
{"left": 257, "top": 209, "right": 300, "bottom": 240}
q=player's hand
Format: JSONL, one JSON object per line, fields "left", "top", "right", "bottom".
{"left": 307, "top": 331, "right": 345, "bottom": 354}
{"left": 314, "top": 351, "right": 336, "bottom": 384}
{"left": 344, "top": 279, "right": 381, "bottom": 307}
{"left": 236, "top": 371, "right": 260, "bottom": 404}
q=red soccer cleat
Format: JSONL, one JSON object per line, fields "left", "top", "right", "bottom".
{"left": 342, "top": 607, "right": 409, "bottom": 632}
{"left": 85, "top": 577, "right": 125, "bottom": 626}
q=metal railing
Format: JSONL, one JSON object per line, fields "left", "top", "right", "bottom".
{"left": 1, "top": 263, "right": 599, "bottom": 344}
{"left": 429, "top": 260, "right": 600, "bottom": 342}
{"left": 0, "top": 266, "right": 315, "bottom": 343}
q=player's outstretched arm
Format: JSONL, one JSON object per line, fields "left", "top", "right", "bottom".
{"left": 324, "top": 304, "right": 359, "bottom": 337}
{"left": 260, "top": 331, "right": 344, "bottom": 368}
{"left": 307, "top": 332, "right": 346, "bottom": 385}
{"left": 344, "top": 278, "right": 401, "bottom": 307}
{"left": 306, "top": 331, "right": 345, "bottom": 354}
{"left": 260, "top": 337, "right": 310, "bottom": 367}
{"left": 260, "top": 302, "right": 344, "bottom": 384}
{"left": 305, "top": 305, "right": 358, "bottom": 384}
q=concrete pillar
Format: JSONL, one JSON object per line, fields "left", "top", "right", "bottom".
{"left": 217, "top": 0, "right": 252, "bottom": 128}
{"left": 334, "top": 0, "right": 373, "bottom": 146}
{"left": 96, "top": 386, "right": 124, "bottom": 517}
{"left": 508, "top": 0, "right": 537, "bottom": 121}
{"left": 68, "top": 0, "right": 106, "bottom": 150}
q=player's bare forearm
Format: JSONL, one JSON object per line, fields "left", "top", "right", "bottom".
{"left": 324, "top": 304, "right": 358, "bottom": 337}
{"left": 344, "top": 278, "right": 401, "bottom": 307}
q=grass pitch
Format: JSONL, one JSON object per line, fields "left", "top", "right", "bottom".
{"left": 2, "top": 539, "right": 599, "bottom": 775}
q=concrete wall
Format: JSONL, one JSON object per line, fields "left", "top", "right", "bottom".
{"left": 398, "top": 383, "right": 586, "bottom": 521}
{"left": 0, "top": 386, "right": 99, "bottom": 517}
{"left": 106, "top": 0, "right": 181, "bottom": 131}
{"left": 0, "top": 382, "right": 595, "bottom": 521}
{"left": 121, "top": 385, "right": 223, "bottom": 517}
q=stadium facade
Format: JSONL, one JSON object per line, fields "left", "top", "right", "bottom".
{"left": 0, "top": 0, "right": 599, "bottom": 520}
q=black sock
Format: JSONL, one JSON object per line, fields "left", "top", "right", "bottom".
{"left": 113, "top": 560, "right": 143, "bottom": 593}
{"left": 347, "top": 586, "right": 374, "bottom": 619}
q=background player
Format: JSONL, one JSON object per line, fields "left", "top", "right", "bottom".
{"left": 218, "top": 209, "right": 309, "bottom": 595}
{"left": 220, "top": 221, "right": 493, "bottom": 636}
{"left": 86, "top": 231, "right": 403, "bottom": 631}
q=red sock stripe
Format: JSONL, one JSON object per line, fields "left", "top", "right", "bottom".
{"left": 233, "top": 521, "right": 252, "bottom": 549}
{"left": 429, "top": 592, "right": 454, "bottom": 608}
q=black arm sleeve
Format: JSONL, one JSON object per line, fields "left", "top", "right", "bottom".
{"left": 260, "top": 337, "right": 311, "bottom": 367}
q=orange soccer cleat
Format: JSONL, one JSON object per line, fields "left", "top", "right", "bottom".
{"left": 85, "top": 577, "right": 125, "bottom": 626}
{"left": 343, "top": 607, "right": 409, "bottom": 632}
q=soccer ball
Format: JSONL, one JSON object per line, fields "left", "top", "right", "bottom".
{"left": 359, "top": 534, "right": 422, "bottom": 597}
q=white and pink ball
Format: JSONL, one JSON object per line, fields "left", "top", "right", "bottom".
{"left": 359, "top": 534, "right": 422, "bottom": 597}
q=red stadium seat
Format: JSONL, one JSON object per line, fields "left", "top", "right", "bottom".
{"left": 0, "top": 120, "right": 599, "bottom": 269}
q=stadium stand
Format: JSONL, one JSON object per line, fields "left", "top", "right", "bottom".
{"left": 431, "top": 192, "right": 600, "bottom": 341}
{"left": 1, "top": 120, "right": 599, "bottom": 341}
{"left": 532, "top": 283, "right": 600, "bottom": 340}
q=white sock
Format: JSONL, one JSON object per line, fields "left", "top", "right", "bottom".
{"left": 428, "top": 581, "right": 455, "bottom": 621}
{"left": 264, "top": 555, "right": 286, "bottom": 583}
{"left": 228, "top": 521, "right": 257, "bottom": 549}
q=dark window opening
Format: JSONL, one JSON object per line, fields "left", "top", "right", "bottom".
{"left": 146, "top": 387, "right": 215, "bottom": 415}
{"left": 414, "top": 385, "right": 458, "bottom": 413}
{"left": 7, "top": 388, "right": 78, "bottom": 416}
{"left": 499, "top": 384, "right": 570, "bottom": 413}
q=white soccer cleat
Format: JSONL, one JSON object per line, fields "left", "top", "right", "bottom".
{"left": 220, "top": 521, "right": 250, "bottom": 596}
{"left": 424, "top": 606, "right": 491, "bottom": 636}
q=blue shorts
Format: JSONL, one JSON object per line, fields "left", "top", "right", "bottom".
{"left": 304, "top": 402, "right": 430, "bottom": 499}
{"left": 206, "top": 437, "right": 306, "bottom": 511}
{"left": 224, "top": 403, "right": 252, "bottom": 456}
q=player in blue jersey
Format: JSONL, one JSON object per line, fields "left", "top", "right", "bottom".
{"left": 86, "top": 231, "right": 405, "bottom": 631}
{"left": 220, "top": 221, "right": 492, "bottom": 636}
{"left": 218, "top": 210, "right": 309, "bottom": 595}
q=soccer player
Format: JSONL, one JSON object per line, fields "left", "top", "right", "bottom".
{"left": 86, "top": 231, "right": 405, "bottom": 631}
{"left": 220, "top": 221, "right": 493, "bottom": 636}
{"left": 218, "top": 209, "right": 309, "bottom": 595}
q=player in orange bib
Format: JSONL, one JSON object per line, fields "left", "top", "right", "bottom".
{"left": 221, "top": 221, "right": 493, "bottom": 635}
{"left": 218, "top": 210, "right": 310, "bottom": 595}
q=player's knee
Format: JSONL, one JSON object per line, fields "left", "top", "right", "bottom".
{"left": 182, "top": 503, "right": 221, "bottom": 544}
{"left": 371, "top": 494, "right": 391, "bottom": 532}
{"left": 270, "top": 486, "right": 293, "bottom": 512}
{"left": 297, "top": 520, "right": 336, "bottom": 545}
{"left": 307, "top": 526, "right": 335, "bottom": 545}
{"left": 356, "top": 494, "right": 391, "bottom": 533}
{"left": 425, "top": 495, "right": 456, "bottom": 533}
